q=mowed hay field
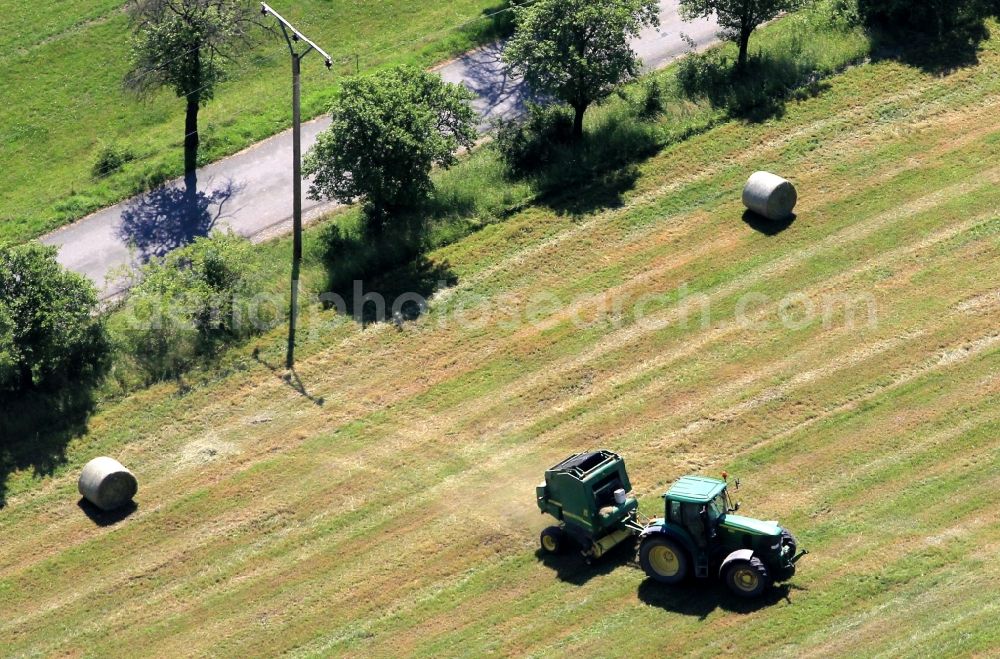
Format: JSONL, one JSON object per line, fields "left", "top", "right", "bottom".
{"left": 3, "top": 39, "right": 1000, "bottom": 657}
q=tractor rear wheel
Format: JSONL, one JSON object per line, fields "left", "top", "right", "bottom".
{"left": 724, "top": 557, "right": 771, "bottom": 598}
{"left": 540, "top": 526, "right": 567, "bottom": 554}
{"left": 639, "top": 536, "right": 689, "bottom": 584}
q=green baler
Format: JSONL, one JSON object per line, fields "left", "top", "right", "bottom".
{"left": 535, "top": 450, "right": 644, "bottom": 559}
{"left": 536, "top": 450, "right": 807, "bottom": 598}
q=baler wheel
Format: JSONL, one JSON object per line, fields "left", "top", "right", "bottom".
{"left": 540, "top": 526, "right": 566, "bottom": 554}
{"left": 639, "top": 536, "right": 689, "bottom": 584}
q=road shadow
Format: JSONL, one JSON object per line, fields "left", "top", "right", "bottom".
{"left": 118, "top": 178, "right": 241, "bottom": 263}
{"left": 637, "top": 578, "right": 800, "bottom": 619}
{"left": 742, "top": 210, "right": 796, "bottom": 236}
{"left": 454, "top": 40, "right": 538, "bottom": 129}
{"left": 77, "top": 498, "right": 138, "bottom": 527}
{"left": 534, "top": 541, "right": 636, "bottom": 586}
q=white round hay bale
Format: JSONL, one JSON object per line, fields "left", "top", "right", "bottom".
{"left": 742, "top": 171, "right": 798, "bottom": 221}
{"left": 78, "top": 457, "right": 138, "bottom": 511}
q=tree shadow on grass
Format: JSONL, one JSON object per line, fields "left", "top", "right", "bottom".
{"left": 0, "top": 386, "right": 99, "bottom": 508}
{"left": 742, "top": 210, "right": 796, "bottom": 236}
{"left": 461, "top": 1, "right": 519, "bottom": 44}
{"left": 318, "top": 221, "right": 458, "bottom": 327}
{"left": 529, "top": 118, "right": 657, "bottom": 217}
{"left": 637, "top": 578, "right": 801, "bottom": 620}
{"left": 864, "top": 3, "right": 996, "bottom": 75}
{"left": 869, "top": 27, "right": 989, "bottom": 75}
{"left": 337, "top": 256, "right": 458, "bottom": 327}
{"left": 542, "top": 165, "right": 642, "bottom": 217}
{"left": 678, "top": 52, "right": 833, "bottom": 124}
{"left": 534, "top": 541, "right": 636, "bottom": 586}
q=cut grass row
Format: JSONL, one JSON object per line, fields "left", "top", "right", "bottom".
{"left": 0, "top": 0, "right": 509, "bottom": 244}
{"left": 1, "top": 24, "right": 999, "bottom": 656}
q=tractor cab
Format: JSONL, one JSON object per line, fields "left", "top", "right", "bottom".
{"left": 661, "top": 475, "right": 732, "bottom": 550}
{"left": 637, "top": 474, "right": 806, "bottom": 597}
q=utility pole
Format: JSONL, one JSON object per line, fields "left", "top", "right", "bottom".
{"left": 261, "top": 2, "right": 332, "bottom": 370}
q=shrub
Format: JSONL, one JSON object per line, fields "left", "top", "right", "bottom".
{"left": 92, "top": 143, "right": 135, "bottom": 179}
{"left": 0, "top": 242, "right": 108, "bottom": 394}
{"left": 820, "top": 0, "right": 863, "bottom": 29}
{"left": 492, "top": 103, "right": 576, "bottom": 176}
{"left": 636, "top": 78, "right": 668, "bottom": 119}
{"left": 109, "top": 232, "right": 268, "bottom": 383}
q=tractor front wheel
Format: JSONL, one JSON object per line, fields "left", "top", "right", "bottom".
{"left": 540, "top": 526, "right": 567, "bottom": 554}
{"left": 724, "top": 558, "right": 771, "bottom": 598}
{"left": 639, "top": 536, "right": 689, "bottom": 584}
{"left": 780, "top": 529, "right": 797, "bottom": 555}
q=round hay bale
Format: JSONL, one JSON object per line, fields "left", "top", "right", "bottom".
{"left": 78, "top": 457, "right": 137, "bottom": 511}
{"left": 742, "top": 171, "right": 798, "bottom": 221}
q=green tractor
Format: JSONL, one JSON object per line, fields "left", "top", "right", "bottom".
{"left": 536, "top": 450, "right": 806, "bottom": 598}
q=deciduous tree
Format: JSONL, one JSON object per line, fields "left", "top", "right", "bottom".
{"left": 0, "top": 243, "right": 105, "bottom": 393}
{"left": 304, "top": 66, "right": 477, "bottom": 232}
{"left": 680, "top": 0, "right": 802, "bottom": 69}
{"left": 126, "top": 0, "right": 259, "bottom": 192}
{"left": 503, "top": 0, "right": 660, "bottom": 139}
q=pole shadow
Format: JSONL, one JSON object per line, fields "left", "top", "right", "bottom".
{"left": 252, "top": 350, "right": 325, "bottom": 407}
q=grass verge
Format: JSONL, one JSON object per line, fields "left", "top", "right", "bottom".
{"left": 0, "top": 0, "right": 513, "bottom": 244}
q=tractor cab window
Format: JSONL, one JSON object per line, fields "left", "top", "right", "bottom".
{"left": 668, "top": 500, "right": 682, "bottom": 524}
{"left": 707, "top": 493, "right": 728, "bottom": 524}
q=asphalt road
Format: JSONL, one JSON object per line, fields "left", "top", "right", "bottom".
{"left": 41, "top": 1, "right": 718, "bottom": 298}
